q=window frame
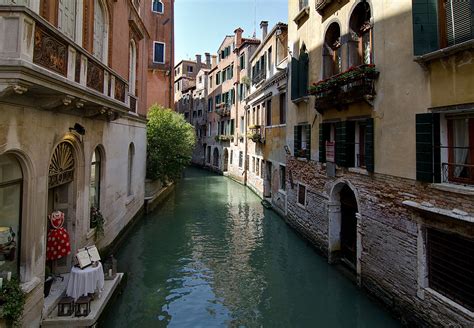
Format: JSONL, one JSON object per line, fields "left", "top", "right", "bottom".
{"left": 151, "top": 0, "right": 164, "bottom": 14}
{"left": 153, "top": 41, "right": 166, "bottom": 64}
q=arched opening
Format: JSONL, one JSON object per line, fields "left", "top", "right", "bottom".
{"left": 223, "top": 149, "right": 229, "bottom": 172}
{"left": 213, "top": 148, "right": 219, "bottom": 168}
{"left": 323, "top": 22, "right": 342, "bottom": 79}
{"left": 93, "top": 0, "right": 109, "bottom": 63}
{"left": 90, "top": 146, "right": 105, "bottom": 230}
{"left": 348, "top": 2, "right": 373, "bottom": 67}
{"left": 328, "top": 181, "right": 360, "bottom": 274}
{"left": 47, "top": 141, "right": 76, "bottom": 274}
{"left": 0, "top": 154, "right": 23, "bottom": 277}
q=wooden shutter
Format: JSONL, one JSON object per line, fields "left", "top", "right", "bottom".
{"left": 299, "top": 51, "right": 309, "bottom": 98}
{"left": 444, "top": 0, "right": 474, "bottom": 46}
{"left": 365, "top": 118, "right": 375, "bottom": 172}
{"left": 230, "top": 119, "right": 235, "bottom": 135}
{"left": 416, "top": 113, "right": 441, "bottom": 182}
{"left": 345, "top": 121, "right": 356, "bottom": 167}
{"left": 291, "top": 58, "right": 299, "bottom": 101}
{"left": 335, "top": 121, "right": 347, "bottom": 166}
{"left": 294, "top": 125, "right": 301, "bottom": 156}
{"left": 319, "top": 123, "right": 331, "bottom": 163}
{"left": 305, "top": 124, "right": 311, "bottom": 160}
{"left": 412, "top": 0, "right": 439, "bottom": 55}
{"left": 58, "top": 0, "right": 76, "bottom": 40}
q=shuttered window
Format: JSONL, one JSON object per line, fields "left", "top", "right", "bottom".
{"left": 294, "top": 125, "right": 311, "bottom": 159}
{"left": 443, "top": 0, "right": 474, "bottom": 46}
{"left": 427, "top": 228, "right": 474, "bottom": 312}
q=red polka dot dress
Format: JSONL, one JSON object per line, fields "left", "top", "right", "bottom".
{"left": 46, "top": 211, "right": 71, "bottom": 261}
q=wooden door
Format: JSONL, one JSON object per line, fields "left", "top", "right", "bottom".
{"left": 58, "top": 0, "right": 76, "bottom": 40}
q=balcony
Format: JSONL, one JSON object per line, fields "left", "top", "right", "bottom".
{"left": 309, "top": 65, "right": 379, "bottom": 112}
{"left": 0, "top": 6, "right": 132, "bottom": 120}
{"left": 247, "top": 125, "right": 264, "bottom": 143}
{"left": 215, "top": 135, "right": 233, "bottom": 142}
{"left": 215, "top": 103, "right": 231, "bottom": 117}
{"left": 315, "top": 0, "right": 333, "bottom": 15}
{"left": 252, "top": 70, "right": 266, "bottom": 85}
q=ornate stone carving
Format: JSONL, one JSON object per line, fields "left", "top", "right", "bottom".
{"left": 33, "top": 24, "right": 68, "bottom": 77}
{"left": 49, "top": 142, "right": 75, "bottom": 188}
{"left": 86, "top": 60, "right": 104, "bottom": 93}
{"left": 114, "top": 79, "right": 125, "bottom": 103}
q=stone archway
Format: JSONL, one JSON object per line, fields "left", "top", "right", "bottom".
{"left": 328, "top": 180, "right": 362, "bottom": 283}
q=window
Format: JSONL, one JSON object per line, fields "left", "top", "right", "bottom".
{"left": 58, "top": 0, "right": 77, "bottom": 40}
{"left": 239, "top": 54, "right": 245, "bottom": 69}
{"left": 446, "top": 117, "right": 474, "bottom": 184}
{"left": 230, "top": 150, "right": 233, "bottom": 165}
{"left": 216, "top": 72, "right": 221, "bottom": 85}
{"left": 279, "top": 92, "right": 286, "bottom": 124}
{"left": 239, "top": 151, "right": 243, "bottom": 168}
{"left": 93, "top": 0, "right": 108, "bottom": 62}
{"left": 297, "top": 183, "right": 306, "bottom": 206}
{"left": 0, "top": 154, "right": 22, "bottom": 276}
{"left": 209, "top": 75, "right": 213, "bottom": 88}
{"left": 252, "top": 157, "right": 255, "bottom": 173}
{"left": 266, "top": 99, "right": 272, "bottom": 126}
{"left": 215, "top": 94, "right": 221, "bottom": 105}
{"left": 348, "top": 3, "right": 373, "bottom": 67}
{"left": 208, "top": 98, "right": 213, "bottom": 112}
{"left": 153, "top": 42, "right": 165, "bottom": 64}
{"left": 240, "top": 116, "right": 244, "bottom": 134}
{"left": 268, "top": 46, "right": 272, "bottom": 72}
{"left": 427, "top": 228, "right": 474, "bottom": 311}
{"left": 129, "top": 40, "right": 137, "bottom": 97}
{"left": 187, "top": 66, "right": 193, "bottom": 73}
{"left": 127, "top": 143, "right": 134, "bottom": 196}
{"left": 152, "top": 0, "right": 163, "bottom": 13}
{"left": 299, "top": 0, "right": 308, "bottom": 11}
{"left": 290, "top": 45, "right": 309, "bottom": 101}
{"left": 279, "top": 165, "right": 286, "bottom": 191}
{"left": 294, "top": 124, "right": 311, "bottom": 159}
{"left": 90, "top": 148, "right": 101, "bottom": 210}
{"left": 440, "top": 0, "right": 474, "bottom": 47}
{"left": 323, "top": 23, "right": 342, "bottom": 79}
{"left": 256, "top": 158, "right": 260, "bottom": 176}
{"left": 199, "top": 76, "right": 202, "bottom": 83}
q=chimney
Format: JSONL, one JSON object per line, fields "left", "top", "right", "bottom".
{"left": 234, "top": 27, "right": 243, "bottom": 48}
{"left": 196, "top": 54, "right": 202, "bottom": 67}
{"left": 260, "top": 21, "right": 268, "bottom": 40}
{"left": 211, "top": 55, "right": 217, "bottom": 67}
{"left": 205, "top": 52, "right": 211, "bottom": 67}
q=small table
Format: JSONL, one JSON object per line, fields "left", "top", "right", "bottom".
{"left": 66, "top": 262, "right": 105, "bottom": 301}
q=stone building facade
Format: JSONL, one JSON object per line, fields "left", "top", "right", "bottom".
{"left": 0, "top": 0, "right": 154, "bottom": 325}
{"left": 285, "top": 0, "right": 474, "bottom": 326}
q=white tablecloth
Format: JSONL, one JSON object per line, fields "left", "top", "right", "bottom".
{"left": 66, "top": 262, "right": 105, "bottom": 300}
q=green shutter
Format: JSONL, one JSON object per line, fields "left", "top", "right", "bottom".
{"left": 365, "top": 118, "right": 374, "bottom": 172}
{"left": 305, "top": 124, "right": 311, "bottom": 160}
{"left": 231, "top": 89, "right": 235, "bottom": 104}
{"left": 319, "top": 123, "right": 331, "bottom": 163}
{"left": 412, "top": 0, "right": 439, "bottom": 55}
{"left": 230, "top": 119, "right": 235, "bottom": 135}
{"left": 416, "top": 113, "right": 441, "bottom": 182}
{"left": 291, "top": 58, "right": 299, "bottom": 101}
{"left": 299, "top": 51, "right": 309, "bottom": 98}
{"left": 335, "top": 121, "right": 347, "bottom": 166}
{"left": 294, "top": 125, "right": 301, "bottom": 156}
{"left": 346, "top": 121, "right": 356, "bottom": 167}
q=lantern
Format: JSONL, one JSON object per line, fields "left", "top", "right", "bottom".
{"left": 103, "top": 255, "right": 117, "bottom": 280}
{"left": 58, "top": 296, "right": 74, "bottom": 317}
{"left": 74, "top": 295, "right": 91, "bottom": 317}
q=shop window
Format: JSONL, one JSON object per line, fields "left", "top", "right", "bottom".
{"left": 427, "top": 228, "right": 474, "bottom": 311}
{"left": 0, "top": 154, "right": 22, "bottom": 276}
{"left": 348, "top": 2, "right": 373, "bottom": 67}
{"left": 297, "top": 183, "right": 306, "bottom": 206}
{"left": 323, "top": 22, "right": 342, "bottom": 79}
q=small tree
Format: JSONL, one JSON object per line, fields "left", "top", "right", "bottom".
{"left": 146, "top": 105, "right": 196, "bottom": 183}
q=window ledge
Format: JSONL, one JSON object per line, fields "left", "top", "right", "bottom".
{"left": 348, "top": 167, "right": 369, "bottom": 175}
{"left": 402, "top": 200, "right": 474, "bottom": 224}
{"left": 430, "top": 183, "right": 474, "bottom": 196}
{"left": 293, "top": 6, "right": 310, "bottom": 25}
{"left": 414, "top": 39, "right": 474, "bottom": 66}
{"left": 291, "top": 95, "right": 310, "bottom": 104}
{"left": 21, "top": 276, "right": 41, "bottom": 294}
{"left": 424, "top": 288, "right": 474, "bottom": 319}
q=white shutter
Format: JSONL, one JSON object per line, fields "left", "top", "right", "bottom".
{"left": 93, "top": 0, "right": 105, "bottom": 60}
{"left": 58, "top": 0, "right": 76, "bottom": 40}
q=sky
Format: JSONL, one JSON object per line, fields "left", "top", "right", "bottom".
{"left": 175, "top": 0, "right": 288, "bottom": 63}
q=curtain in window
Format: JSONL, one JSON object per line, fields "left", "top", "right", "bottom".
{"left": 452, "top": 119, "right": 470, "bottom": 177}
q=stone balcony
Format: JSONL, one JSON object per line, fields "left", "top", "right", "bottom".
{"left": 0, "top": 6, "right": 137, "bottom": 119}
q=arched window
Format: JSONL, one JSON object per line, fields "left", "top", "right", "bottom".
{"left": 323, "top": 22, "right": 342, "bottom": 79}
{"left": 127, "top": 143, "right": 135, "bottom": 196}
{"left": 90, "top": 148, "right": 102, "bottom": 210}
{"left": 0, "top": 154, "right": 23, "bottom": 276}
{"left": 152, "top": 0, "right": 164, "bottom": 13}
{"left": 93, "top": 0, "right": 109, "bottom": 63}
{"left": 58, "top": 0, "right": 77, "bottom": 40}
{"left": 129, "top": 40, "right": 137, "bottom": 96}
{"left": 349, "top": 2, "right": 373, "bottom": 66}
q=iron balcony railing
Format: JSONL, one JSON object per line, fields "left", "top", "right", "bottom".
{"left": 252, "top": 70, "right": 266, "bottom": 85}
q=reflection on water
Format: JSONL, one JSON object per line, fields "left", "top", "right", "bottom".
{"left": 100, "top": 168, "right": 399, "bottom": 327}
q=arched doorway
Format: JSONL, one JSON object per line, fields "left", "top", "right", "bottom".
{"left": 223, "top": 149, "right": 229, "bottom": 172}
{"left": 47, "top": 141, "right": 77, "bottom": 274}
{"left": 328, "top": 181, "right": 360, "bottom": 274}
{"left": 213, "top": 148, "right": 219, "bottom": 168}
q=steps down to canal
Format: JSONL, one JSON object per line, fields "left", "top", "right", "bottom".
{"left": 42, "top": 273, "right": 123, "bottom": 327}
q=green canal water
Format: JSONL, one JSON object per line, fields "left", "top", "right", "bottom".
{"left": 100, "top": 168, "right": 399, "bottom": 327}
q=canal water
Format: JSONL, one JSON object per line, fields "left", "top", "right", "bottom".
{"left": 101, "top": 168, "right": 399, "bottom": 327}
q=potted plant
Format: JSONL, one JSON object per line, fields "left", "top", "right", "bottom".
{"left": 44, "top": 266, "right": 53, "bottom": 297}
{"left": 0, "top": 278, "right": 26, "bottom": 327}
{"left": 90, "top": 207, "right": 105, "bottom": 241}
